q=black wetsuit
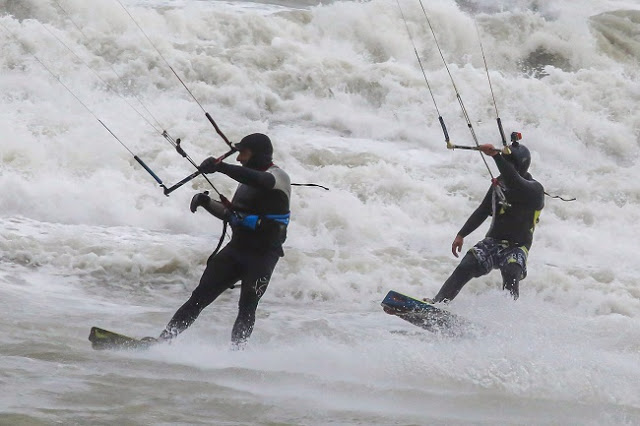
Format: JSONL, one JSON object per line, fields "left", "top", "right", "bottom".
{"left": 161, "top": 162, "right": 291, "bottom": 345}
{"left": 434, "top": 154, "right": 544, "bottom": 302}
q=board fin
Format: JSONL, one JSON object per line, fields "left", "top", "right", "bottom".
{"left": 88, "top": 326, "right": 156, "bottom": 351}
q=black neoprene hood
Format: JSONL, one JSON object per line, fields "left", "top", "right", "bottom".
{"left": 235, "top": 133, "right": 273, "bottom": 169}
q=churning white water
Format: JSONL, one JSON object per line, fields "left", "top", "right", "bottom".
{"left": 1, "top": 0, "right": 639, "bottom": 424}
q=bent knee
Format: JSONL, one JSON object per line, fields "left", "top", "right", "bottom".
{"left": 458, "top": 253, "right": 486, "bottom": 278}
{"left": 502, "top": 262, "right": 523, "bottom": 281}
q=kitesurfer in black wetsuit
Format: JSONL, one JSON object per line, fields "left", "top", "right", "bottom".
{"left": 156, "top": 133, "right": 291, "bottom": 347}
{"left": 430, "top": 140, "right": 544, "bottom": 303}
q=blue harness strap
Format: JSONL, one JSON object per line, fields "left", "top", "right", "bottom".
{"left": 232, "top": 212, "right": 290, "bottom": 230}
{"left": 264, "top": 213, "right": 290, "bottom": 225}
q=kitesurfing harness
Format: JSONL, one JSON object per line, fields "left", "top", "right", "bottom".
{"left": 231, "top": 213, "right": 291, "bottom": 230}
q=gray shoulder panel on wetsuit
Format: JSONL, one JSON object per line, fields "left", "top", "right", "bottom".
{"left": 268, "top": 165, "right": 291, "bottom": 201}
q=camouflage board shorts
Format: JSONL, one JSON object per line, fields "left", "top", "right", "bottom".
{"left": 469, "top": 237, "right": 528, "bottom": 279}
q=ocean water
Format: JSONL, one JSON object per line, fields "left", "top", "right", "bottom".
{"left": 1, "top": 0, "right": 639, "bottom": 424}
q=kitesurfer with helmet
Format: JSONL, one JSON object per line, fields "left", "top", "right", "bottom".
{"left": 430, "top": 133, "right": 544, "bottom": 302}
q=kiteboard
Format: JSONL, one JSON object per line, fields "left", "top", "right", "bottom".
{"left": 88, "top": 326, "right": 157, "bottom": 351}
{"left": 381, "top": 290, "right": 467, "bottom": 334}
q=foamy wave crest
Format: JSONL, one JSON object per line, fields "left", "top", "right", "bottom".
{"left": 0, "top": 0, "right": 638, "bottom": 305}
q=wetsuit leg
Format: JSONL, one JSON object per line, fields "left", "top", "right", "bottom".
{"left": 161, "top": 246, "right": 242, "bottom": 340}
{"left": 231, "top": 250, "right": 280, "bottom": 346}
{"left": 433, "top": 252, "right": 487, "bottom": 303}
{"left": 501, "top": 262, "right": 522, "bottom": 300}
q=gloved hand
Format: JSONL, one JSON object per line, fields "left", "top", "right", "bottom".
{"left": 199, "top": 156, "right": 221, "bottom": 174}
{"left": 190, "top": 191, "right": 211, "bottom": 213}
